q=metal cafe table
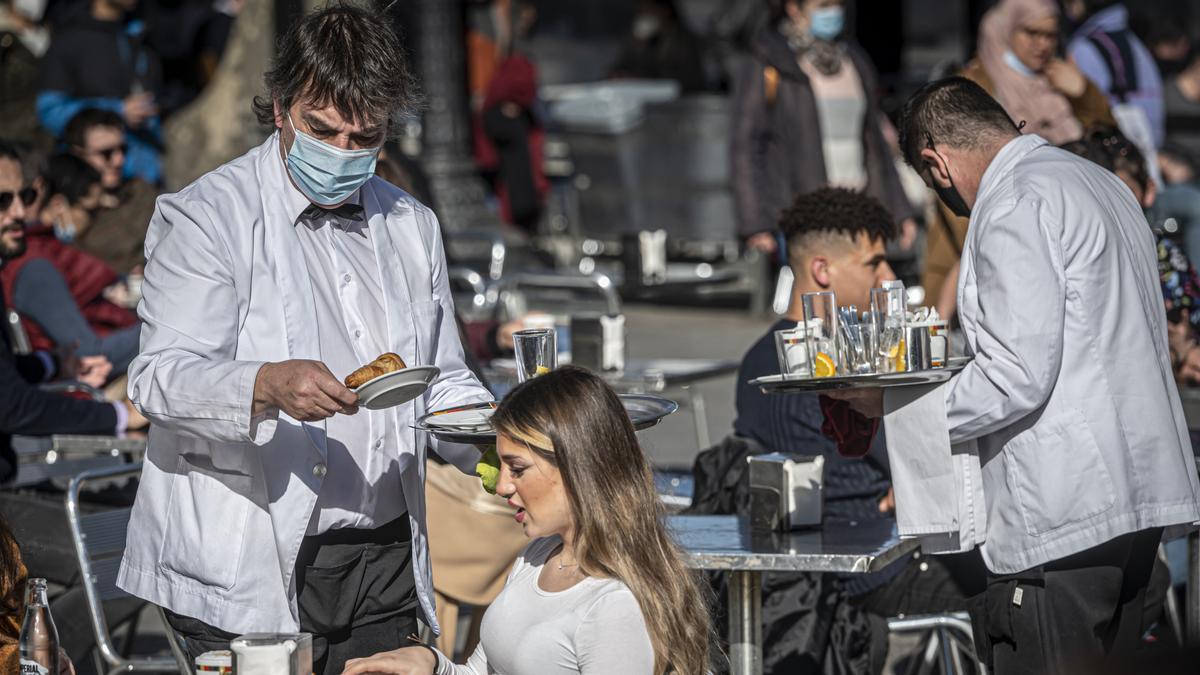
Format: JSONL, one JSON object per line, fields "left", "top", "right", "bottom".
{"left": 667, "top": 515, "right": 918, "bottom": 675}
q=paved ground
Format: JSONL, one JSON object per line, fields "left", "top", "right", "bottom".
{"left": 622, "top": 303, "right": 775, "bottom": 470}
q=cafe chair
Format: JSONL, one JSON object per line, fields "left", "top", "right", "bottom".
{"left": 491, "top": 270, "right": 621, "bottom": 321}
{"left": 444, "top": 228, "right": 508, "bottom": 282}
{"left": 449, "top": 266, "right": 489, "bottom": 317}
{"left": 66, "top": 462, "right": 189, "bottom": 674}
{"left": 887, "top": 612, "right": 984, "bottom": 675}
{"left": 5, "top": 306, "right": 31, "bottom": 353}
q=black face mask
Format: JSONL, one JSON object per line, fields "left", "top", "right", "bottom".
{"left": 925, "top": 135, "right": 971, "bottom": 218}
{"left": 934, "top": 181, "right": 971, "bottom": 219}
{"left": 1158, "top": 51, "right": 1193, "bottom": 78}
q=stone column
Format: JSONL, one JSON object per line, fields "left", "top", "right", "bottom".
{"left": 413, "top": 0, "right": 497, "bottom": 232}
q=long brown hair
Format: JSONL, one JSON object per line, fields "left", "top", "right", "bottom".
{"left": 0, "top": 514, "right": 26, "bottom": 638}
{"left": 492, "top": 366, "right": 713, "bottom": 674}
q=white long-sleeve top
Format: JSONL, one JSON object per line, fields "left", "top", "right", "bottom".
{"left": 433, "top": 537, "right": 655, "bottom": 675}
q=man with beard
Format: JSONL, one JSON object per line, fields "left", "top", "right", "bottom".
{"left": 0, "top": 141, "right": 139, "bottom": 483}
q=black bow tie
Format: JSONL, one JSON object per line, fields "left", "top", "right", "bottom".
{"left": 300, "top": 202, "right": 365, "bottom": 224}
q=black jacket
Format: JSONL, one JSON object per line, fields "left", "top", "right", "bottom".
{"left": 0, "top": 281, "right": 118, "bottom": 483}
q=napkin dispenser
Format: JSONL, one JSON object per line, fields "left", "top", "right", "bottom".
{"left": 230, "top": 633, "right": 312, "bottom": 674}
{"left": 570, "top": 314, "right": 625, "bottom": 372}
{"left": 748, "top": 453, "right": 824, "bottom": 530}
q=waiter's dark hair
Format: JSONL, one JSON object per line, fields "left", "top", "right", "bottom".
{"left": 898, "top": 77, "right": 1020, "bottom": 168}
{"left": 252, "top": 2, "right": 421, "bottom": 134}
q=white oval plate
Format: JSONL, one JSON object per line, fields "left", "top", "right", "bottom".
{"left": 354, "top": 366, "right": 440, "bottom": 410}
{"left": 423, "top": 408, "right": 495, "bottom": 430}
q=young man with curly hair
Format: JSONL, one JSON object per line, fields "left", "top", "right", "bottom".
{"left": 730, "top": 186, "right": 964, "bottom": 674}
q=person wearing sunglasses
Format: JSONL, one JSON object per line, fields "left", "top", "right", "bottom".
{"left": 0, "top": 154, "right": 141, "bottom": 377}
{"left": 64, "top": 108, "right": 159, "bottom": 275}
{"left": 0, "top": 141, "right": 145, "bottom": 485}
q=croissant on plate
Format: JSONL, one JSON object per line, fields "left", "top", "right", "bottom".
{"left": 345, "top": 352, "right": 407, "bottom": 388}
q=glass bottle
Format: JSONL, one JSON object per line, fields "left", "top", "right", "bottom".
{"left": 19, "top": 578, "right": 59, "bottom": 675}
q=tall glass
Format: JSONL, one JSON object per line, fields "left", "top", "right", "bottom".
{"left": 801, "top": 292, "right": 839, "bottom": 377}
{"left": 773, "top": 324, "right": 810, "bottom": 378}
{"left": 512, "top": 328, "right": 556, "bottom": 382}
{"left": 871, "top": 285, "right": 906, "bottom": 373}
{"left": 851, "top": 309, "right": 880, "bottom": 375}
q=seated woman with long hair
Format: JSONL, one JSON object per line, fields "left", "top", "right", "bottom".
{"left": 343, "top": 366, "right": 713, "bottom": 675}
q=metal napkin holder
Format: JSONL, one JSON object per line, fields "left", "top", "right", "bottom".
{"left": 748, "top": 453, "right": 825, "bottom": 531}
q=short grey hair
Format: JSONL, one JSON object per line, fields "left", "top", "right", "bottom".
{"left": 898, "top": 77, "right": 1020, "bottom": 168}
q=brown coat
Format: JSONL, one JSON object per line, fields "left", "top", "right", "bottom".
{"left": 76, "top": 178, "right": 158, "bottom": 275}
{"left": 921, "top": 60, "right": 1116, "bottom": 306}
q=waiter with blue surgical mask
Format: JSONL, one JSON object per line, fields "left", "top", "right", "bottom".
{"left": 115, "top": 6, "right": 493, "bottom": 673}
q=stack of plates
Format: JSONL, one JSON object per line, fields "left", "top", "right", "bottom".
{"left": 422, "top": 407, "right": 495, "bottom": 434}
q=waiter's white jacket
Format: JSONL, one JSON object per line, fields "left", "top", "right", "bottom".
{"left": 947, "top": 134, "right": 1200, "bottom": 573}
{"left": 117, "top": 134, "right": 492, "bottom": 634}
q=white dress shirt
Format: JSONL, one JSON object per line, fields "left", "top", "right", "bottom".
{"left": 292, "top": 194, "right": 405, "bottom": 534}
{"left": 118, "top": 132, "right": 493, "bottom": 634}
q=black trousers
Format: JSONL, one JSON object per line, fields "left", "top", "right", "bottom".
{"left": 164, "top": 516, "right": 420, "bottom": 675}
{"left": 943, "top": 528, "right": 1163, "bottom": 675}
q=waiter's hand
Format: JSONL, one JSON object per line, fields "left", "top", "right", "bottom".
{"left": 825, "top": 388, "right": 885, "bottom": 418}
{"left": 254, "top": 360, "right": 359, "bottom": 421}
{"left": 341, "top": 646, "right": 436, "bottom": 674}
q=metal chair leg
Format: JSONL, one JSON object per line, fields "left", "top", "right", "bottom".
{"left": 155, "top": 605, "right": 191, "bottom": 673}
{"left": 1160, "top": 544, "right": 1186, "bottom": 646}
{"left": 118, "top": 606, "right": 141, "bottom": 658}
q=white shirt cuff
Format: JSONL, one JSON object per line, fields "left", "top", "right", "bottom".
{"left": 112, "top": 401, "right": 128, "bottom": 438}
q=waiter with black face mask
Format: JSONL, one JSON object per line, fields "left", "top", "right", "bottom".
{"left": 833, "top": 76, "right": 1200, "bottom": 675}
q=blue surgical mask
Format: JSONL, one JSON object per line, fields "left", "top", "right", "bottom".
{"left": 1003, "top": 49, "right": 1037, "bottom": 78}
{"left": 809, "top": 7, "right": 844, "bottom": 42}
{"left": 284, "top": 113, "right": 379, "bottom": 206}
